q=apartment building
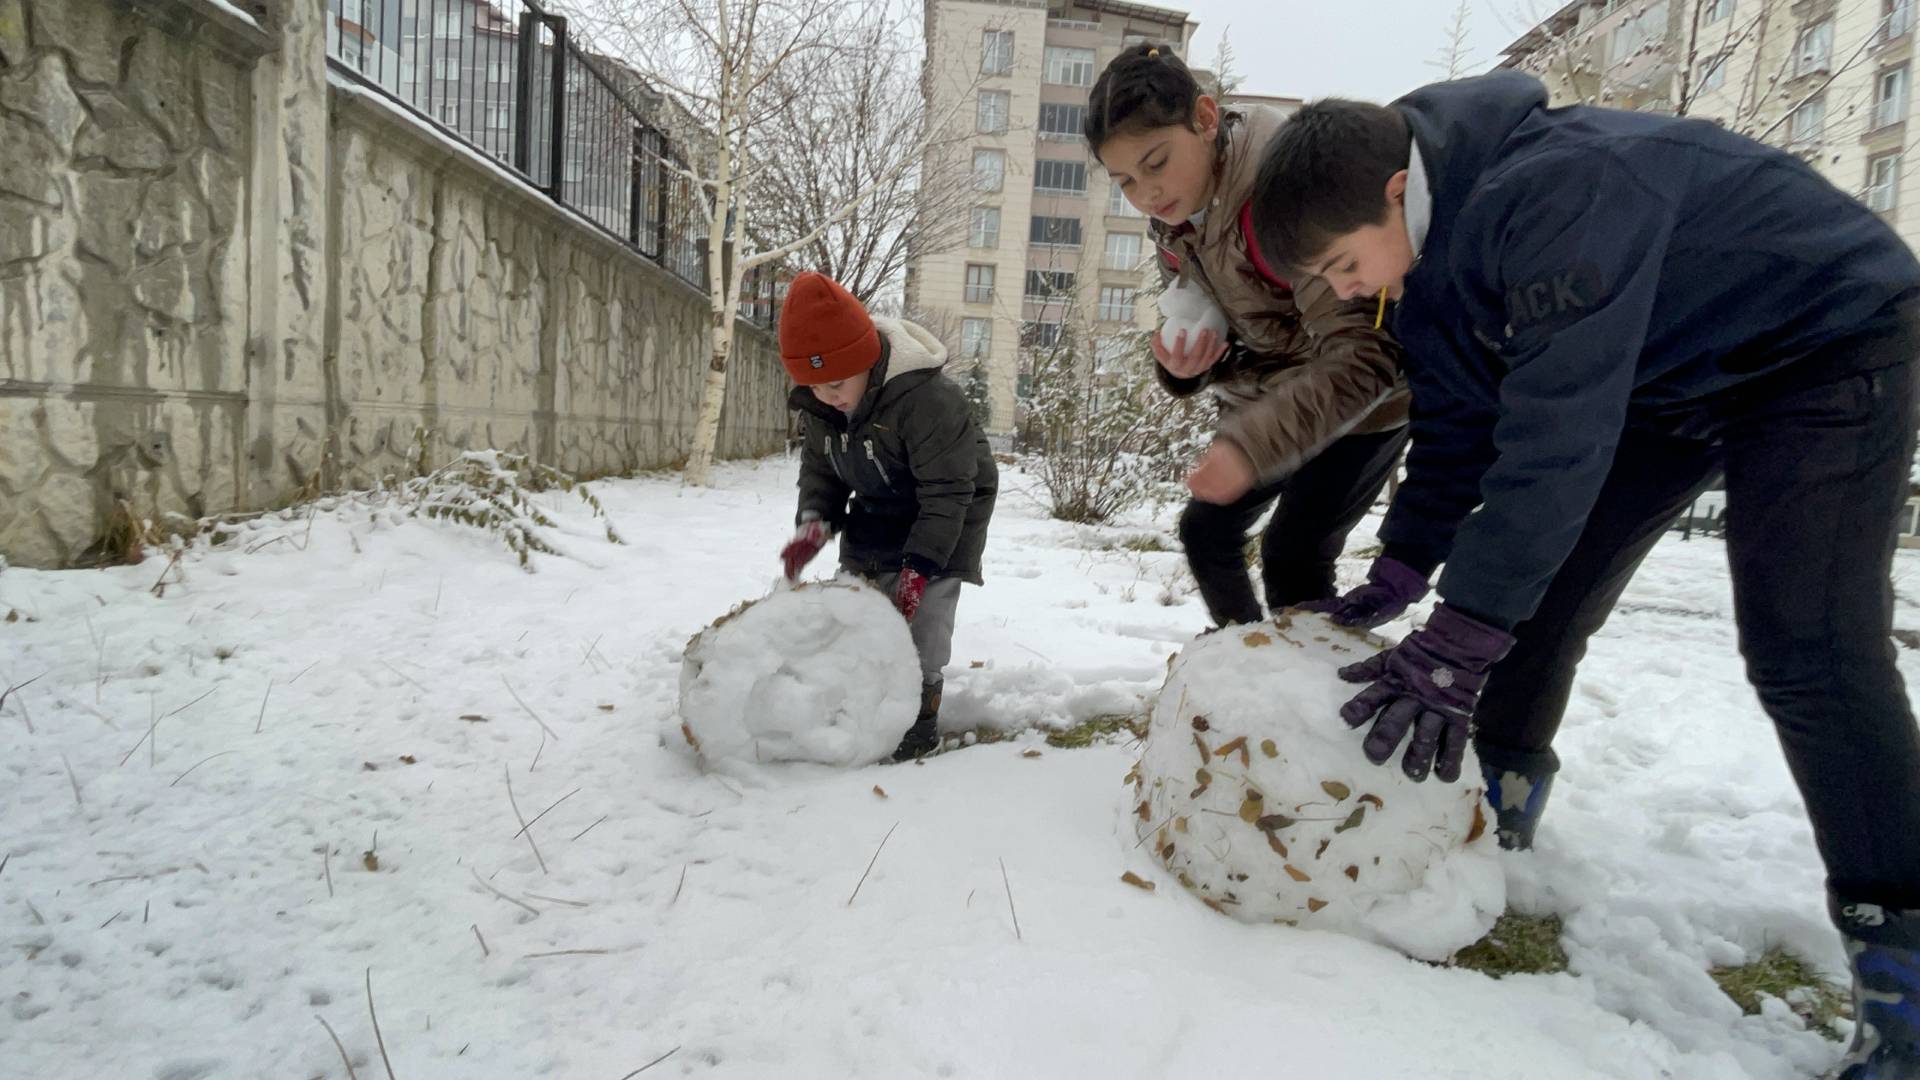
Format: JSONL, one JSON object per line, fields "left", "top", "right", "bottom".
{"left": 1501, "top": 0, "right": 1920, "bottom": 249}
{"left": 908, "top": 0, "right": 1198, "bottom": 437}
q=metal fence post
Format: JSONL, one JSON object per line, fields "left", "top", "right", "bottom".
{"left": 512, "top": 11, "right": 537, "bottom": 175}
{"left": 547, "top": 16, "right": 570, "bottom": 199}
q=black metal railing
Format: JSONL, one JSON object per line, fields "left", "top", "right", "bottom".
{"left": 324, "top": 0, "right": 776, "bottom": 325}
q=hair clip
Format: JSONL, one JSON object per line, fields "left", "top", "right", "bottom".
{"left": 1147, "top": 47, "right": 1160, "bottom": 58}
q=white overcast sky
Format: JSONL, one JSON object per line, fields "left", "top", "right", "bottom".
{"left": 1182, "top": 1, "right": 1535, "bottom": 103}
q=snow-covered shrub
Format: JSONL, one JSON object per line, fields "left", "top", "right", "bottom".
{"left": 395, "top": 450, "right": 623, "bottom": 568}
{"left": 1018, "top": 328, "right": 1210, "bottom": 524}
{"left": 1129, "top": 613, "right": 1505, "bottom": 961}
{"left": 676, "top": 579, "right": 921, "bottom": 768}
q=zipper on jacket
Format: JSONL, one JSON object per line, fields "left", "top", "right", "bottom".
{"left": 863, "top": 438, "right": 895, "bottom": 489}
{"left": 825, "top": 432, "right": 850, "bottom": 484}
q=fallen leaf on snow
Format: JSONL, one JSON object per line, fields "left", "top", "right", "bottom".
{"left": 1120, "top": 871, "right": 1156, "bottom": 892}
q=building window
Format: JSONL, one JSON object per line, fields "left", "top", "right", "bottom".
{"left": 1103, "top": 232, "right": 1143, "bottom": 270}
{"left": 1029, "top": 215, "right": 1082, "bottom": 246}
{"left": 1875, "top": 65, "right": 1910, "bottom": 129}
{"left": 1796, "top": 20, "right": 1834, "bottom": 77}
{"left": 1868, "top": 152, "right": 1901, "bottom": 211}
{"left": 489, "top": 59, "right": 511, "bottom": 84}
{"left": 964, "top": 264, "right": 996, "bottom": 303}
{"left": 1038, "top": 103, "right": 1086, "bottom": 140}
{"left": 435, "top": 10, "right": 463, "bottom": 37}
{"left": 1024, "top": 269, "right": 1076, "bottom": 301}
{"left": 1033, "top": 160, "right": 1088, "bottom": 195}
{"left": 981, "top": 29, "right": 1015, "bottom": 75}
{"left": 434, "top": 54, "right": 460, "bottom": 81}
{"left": 1697, "top": 53, "right": 1728, "bottom": 94}
{"left": 489, "top": 102, "right": 511, "bottom": 130}
{"left": 970, "top": 207, "right": 1001, "bottom": 248}
{"left": 1892, "top": 0, "right": 1917, "bottom": 41}
{"left": 1098, "top": 286, "right": 1137, "bottom": 322}
{"left": 1020, "top": 321, "right": 1064, "bottom": 349}
{"left": 961, "top": 317, "right": 993, "bottom": 358}
{"left": 1044, "top": 46, "right": 1096, "bottom": 87}
{"left": 976, "top": 90, "right": 1010, "bottom": 134}
{"left": 438, "top": 100, "right": 461, "bottom": 126}
{"left": 1789, "top": 93, "right": 1827, "bottom": 144}
{"left": 973, "top": 148, "right": 1005, "bottom": 192}
{"left": 1609, "top": 1, "right": 1671, "bottom": 66}
{"left": 337, "top": 34, "right": 367, "bottom": 70}
{"left": 1109, "top": 181, "right": 1144, "bottom": 217}
{"left": 1705, "top": 0, "right": 1734, "bottom": 22}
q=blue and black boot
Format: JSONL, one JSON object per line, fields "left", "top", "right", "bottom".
{"left": 1475, "top": 741, "right": 1558, "bottom": 852}
{"left": 1830, "top": 895, "right": 1920, "bottom": 1079}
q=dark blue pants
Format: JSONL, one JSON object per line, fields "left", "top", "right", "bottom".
{"left": 1180, "top": 426, "right": 1410, "bottom": 626}
{"left": 1474, "top": 314, "right": 1920, "bottom": 907}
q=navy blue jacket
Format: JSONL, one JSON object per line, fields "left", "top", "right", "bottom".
{"left": 1383, "top": 71, "right": 1920, "bottom": 629}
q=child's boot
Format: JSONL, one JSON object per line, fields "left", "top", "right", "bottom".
{"left": 1475, "top": 741, "right": 1558, "bottom": 851}
{"left": 892, "top": 682, "right": 942, "bottom": 761}
{"left": 1830, "top": 895, "right": 1920, "bottom": 1079}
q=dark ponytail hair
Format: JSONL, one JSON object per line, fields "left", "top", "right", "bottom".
{"left": 1084, "top": 43, "right": 1203, "bottom": 158}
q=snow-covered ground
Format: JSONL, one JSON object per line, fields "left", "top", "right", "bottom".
{"left": 6, "top": 456, "right": 1918, "bottom": 1079}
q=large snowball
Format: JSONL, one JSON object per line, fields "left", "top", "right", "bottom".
{"left": 677, "top": 579, "right": 921, "bottom": 767}
{"left": 1129, "top": 614, "right": 1505, "bottom": 960}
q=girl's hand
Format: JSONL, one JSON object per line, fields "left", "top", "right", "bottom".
{"left": 1153, "top": 326, "right": 1229, "bottom": 379}
{"left": 1186, "top": 441, "right": 1256, "bottom": 505}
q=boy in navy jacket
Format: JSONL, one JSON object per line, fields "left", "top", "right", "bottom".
{"left": 1252, "top": 71, "right": 1920, "bottom": 1076}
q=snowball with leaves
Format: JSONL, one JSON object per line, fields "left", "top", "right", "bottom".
{"left": 1129, "top": 613, "right": 1505, "bottom": 961}
{"left": 676, "top": 579, "right": 921, "bottom": 768}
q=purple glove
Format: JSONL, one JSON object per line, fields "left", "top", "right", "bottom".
{"left": 1336, "top": 604, "right": 1515, "bottom": 782}
{"left": 1299, "top": 556, "right": 1430, "bottom": 628}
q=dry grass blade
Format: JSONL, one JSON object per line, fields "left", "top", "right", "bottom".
{"left": 289, "top": 660, "right": 320, "bottom": 685}
{"left": 255, "top": 679, "right": 272, "bottom": 734}
{"left": 846, "top": 822, "right": 899, "bottom": 907}
{"left": 523, "top": 948, "right": 612, "bottom": 958}
{"left": 618, "top": 1046, "right": 680, "bottom": 1078}
{"left": 381, "top": 661, "right": 428, "bottom": 694}
{"left": 670, "top": 865, "right": 687, "bottom": 906}
{"left": 163, "top": 687, "right": 217, "bottom": 720}
{"left": 503, "top": 765, "right": 548, "bottom": 874}
{"left": 471, "top": 924, "right": 490, "bottom": 957}
{"left": 468, "top": 867, "right": 540, "bottom": 917}
{"left": 0, "top": 852, "right": 9, "bottom": 878}
{"left": 525, "top": 892, "right": 589, "bottom": 908}
{"left": 323, "top": 845, "right": 335, "bottom": 898}
{"left": 501, "top": 677, "right": 559, "bottom": 741}
{"left": 365, "top": 968, "right": 397, "bottom": 1080}
{"left": 170, "top": 751, "right": 238, "bottom": 788}
{"left": 570, "top": 815, "right": 608, "bottom": 842}
{"left": 317, "top": 1014, "right": 361, "bottom": 1080}
{"left": 1, "top": 672, "right": 47, "bottom": 732}
{"left": 60, "top": 754, "right": 83, "bottom": 808}
{"left": 1000, "top": 858, "right": 1021, "bottom": 942}
{"left": 513, "top": 789, "right": 581, "bottom": 839}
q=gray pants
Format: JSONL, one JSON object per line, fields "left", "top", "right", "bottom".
{"left": 863, "top": 570, "right": 963, "bottom": 686}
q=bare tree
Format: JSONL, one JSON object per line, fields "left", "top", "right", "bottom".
{"left": 750, "top": 0, "right": 974, "bottom": 305}
{"left": 573, "top": 0, "right": 974, "bottom": 485}
{"left": 1430, "top": 0, "right": 1478, "bottom": 80}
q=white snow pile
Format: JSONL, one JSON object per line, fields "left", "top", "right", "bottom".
{"left": 1129, "top": 613, "right": 1506, "bottom": 961}
{"left": 676, "top": 578, "right": 921, "bottom": 767}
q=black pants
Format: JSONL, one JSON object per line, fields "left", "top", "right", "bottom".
{"left": 1473, "top": 320, "right": 1920, "bottom": 908}
{"left": 1180, "top": 427, "right": 1409, "bottom": 626}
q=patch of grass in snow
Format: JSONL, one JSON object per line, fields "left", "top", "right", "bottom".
{"left": 1710, "top": 948, "right": 1851, "bottom": 1036}
{"left": 1116, "top": 533, "right": 1174, "bottom": 553}
{"left": 1045, "top": 713, "right": 1148, "bottom": 749}
{"left": 1448, "top": 912, "right": 1570, "bottom": 978}
{"left": 1348, "top": 543, "right": 1384, "bottom": 561}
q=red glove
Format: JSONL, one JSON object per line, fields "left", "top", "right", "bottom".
{"left": 780, "top": 518, "right": 830, "bottom": 582}
{"left": 893, "top": 565, "right": 928, "bottom": 622}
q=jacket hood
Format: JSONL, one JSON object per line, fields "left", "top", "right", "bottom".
{"left": 874, "top": 317, "right": 947, "bottom": 382}
{"left": 1395, "top": 71, "right": 1548, "bottom": 217}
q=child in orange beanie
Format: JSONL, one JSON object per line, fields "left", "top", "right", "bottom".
{"left": 776, "top": 272, "right": 999, "bottom": 760}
